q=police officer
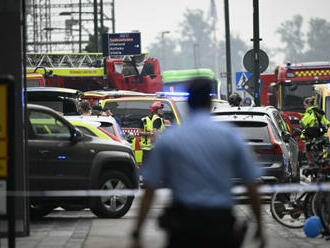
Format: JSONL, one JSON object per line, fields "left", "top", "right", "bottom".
{"left": 228, "top": 93, "right": 242, "bottom": 107}
{"left": 301, "top": 96, "right": 330, "bottom": 139}
{"left": 139, "top": 101, "right": 165, "bottom": 162}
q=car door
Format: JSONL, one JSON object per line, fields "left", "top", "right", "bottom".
{"left": 27, "top": 108, "right": 93, "bottom": 190}
{"left": 272, "top": 111, "right": 299, "bottom": 175}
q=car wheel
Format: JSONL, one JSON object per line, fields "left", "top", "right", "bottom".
{"left": 30, "top": 203, "right": 56, "bottom": 219}
{"left": 90, "top": 171, "right": 135, "bottom": 218}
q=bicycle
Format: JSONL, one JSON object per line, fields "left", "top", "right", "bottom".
{"left": 270, "top": 135, "right": 330, "bottom": 232}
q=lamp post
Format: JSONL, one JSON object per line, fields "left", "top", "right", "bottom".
{"left": 161, "top": 31, "right": 170, "bottom": 70}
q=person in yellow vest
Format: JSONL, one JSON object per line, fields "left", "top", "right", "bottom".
{"left": 139, "top": 101, "right": 166, "bottom": 163}
{"left": 300, "top": 96, "right": 330, "bottom": 140}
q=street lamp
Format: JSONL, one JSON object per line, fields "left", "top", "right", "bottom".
{"left": 161, "top": 31, "right": 170, "bottom": 70}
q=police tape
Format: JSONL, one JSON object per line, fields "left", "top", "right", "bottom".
{"left": 1, "top": 182, "right": 330, "bottom": 197}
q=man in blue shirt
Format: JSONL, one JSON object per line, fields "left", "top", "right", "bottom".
{"left": 131, "top": 77, "right": 265, "bottom": 248}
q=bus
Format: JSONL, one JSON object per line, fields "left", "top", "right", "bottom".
{"left": 161, "top": 68, "right": 221, "bottom": 98}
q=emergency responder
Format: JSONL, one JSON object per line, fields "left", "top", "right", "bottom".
{"left": 242, "top": 96, "right": 252, "bottom": 106}
{"left": 300, "top": 96, "right": 330, "bottom": 140}
{"left": 139, "top": 101, "right": 166, "bottom": 162}
{"left": 228, "top": 92, "right": 242, "bottom": 107}
{"left": 78, "top": 100, "right": 91, "bottom": 116}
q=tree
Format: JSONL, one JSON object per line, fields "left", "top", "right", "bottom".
{"left": 276, "top": 15, "right": 305, "bottom": 62}
{"left": 276, "top": 16, "right": 330, "bottom": 63}
{"left": 304, "top": 18, "right": 330, "bottom": 61}
{"left": 178, "top": 9, "right": 214, "bottom": 69}
{"left": 85, "top": 26, "right": 109, "bottom": 52}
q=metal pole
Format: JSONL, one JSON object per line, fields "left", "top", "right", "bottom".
{"left": 112, "top": 0, "right": 115, "bottom": 33}
{"left": 253, "top": 0, "right": 261, "bottom": 106}
{"left": 93, "top": 0, "right": 98, "bottom": 52}
{"left": 79, "top": 0, "right": 82, "bottom": 52}
{"left": 100, "top": 0, "right": 104, "bottom": 33}
{"left": 224, "top": 0, "right": 232, "bottom": 97}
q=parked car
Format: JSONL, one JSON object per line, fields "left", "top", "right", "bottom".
{"left": 27, "top": 104, "right": 138, "bottom": 218}
{"left": 212, "top": 106, "right": 300, "bottom": 183}
{"left": 26, "top": 87, "right": 82, "bottom": 115}
{"left": 64, "top": 115, "right": 130, "bottom": 147}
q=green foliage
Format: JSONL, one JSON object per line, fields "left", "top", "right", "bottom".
{"left": 277, "top": 15, "right": 330, "bottom": 63}
{"left": 147, "top": 8, "right": 249, "bottom": 76}
{"left": 85, "top": 26, "right": 109, "bottom": 52}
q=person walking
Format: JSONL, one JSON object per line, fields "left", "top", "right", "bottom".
{"left": 139, "top": 101, "right": 165, "bottom": 163}
{"left": 131, "top": 77, "right": 265, "bottom": 248}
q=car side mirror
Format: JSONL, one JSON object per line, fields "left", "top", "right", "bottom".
{"left": 282, "top": 131, "right": 291, "bottom": 143}
{"left": 71, "top": 128, "right": 84, "bottom": 143}
{"left": 292, "top": 128, "right": 302, "bottom": 138}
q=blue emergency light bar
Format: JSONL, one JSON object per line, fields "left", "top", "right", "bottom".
{"left": 156, "top": 92, "right": 190, "bottom": 97}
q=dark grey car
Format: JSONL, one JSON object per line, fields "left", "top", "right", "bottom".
{"left": 27, "top": 104, "right": 138, "bottom": 218}
{"left": 212, "top": 106, "right": 300, "bottom": 182}
{"left": 212, "top": 113, "right": 299, "bottom": 184}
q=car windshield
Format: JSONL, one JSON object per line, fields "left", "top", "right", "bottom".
{"left": 173, "top": 101, "right": 190, "bottom": 120}
{"left": 104, "top": 100, "right": 178, "bottom": 128}
{"left": 325, "top": 96, "right": 330, "bottom": 121}
{"left": 282, "top": 83, "right": 314, "bottom": 112}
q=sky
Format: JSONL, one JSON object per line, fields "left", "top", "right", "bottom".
{"left": 115, "top": 0, "right": 330, "bottom": 64}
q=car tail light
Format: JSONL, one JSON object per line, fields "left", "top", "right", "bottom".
{"left": 255, "top": 126, "right": 283, "bottom": 154}
{"left": 98, "top": 127, "right": 121, "bottom": 143}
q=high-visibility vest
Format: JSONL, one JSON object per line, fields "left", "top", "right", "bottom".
{"left": 301, "top": 106, "right": 330, "bottom": 139}
{"left": 140, "top": 114, "right": 165, "bottom": 150}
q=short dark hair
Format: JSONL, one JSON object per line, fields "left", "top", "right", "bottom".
{"left": 187, "top": 77, "right": 213, "bottom": 110}
{"left": 79, "top": 100, "right": 91, "bottom": 112}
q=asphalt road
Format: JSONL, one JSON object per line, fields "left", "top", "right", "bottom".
{"left": 1, "top": 191, "right": 329, "bottom": 248}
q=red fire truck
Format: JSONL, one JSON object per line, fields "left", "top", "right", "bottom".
{"left": 26, "top": 53, "right": 162, "bottom": 93}
{"left": 261, "top": 62, "right": 330, "bottom": 152}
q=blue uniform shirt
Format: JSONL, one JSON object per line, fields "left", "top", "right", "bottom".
{"left": 142, "top": 110, "right": 261, "bottom": 208}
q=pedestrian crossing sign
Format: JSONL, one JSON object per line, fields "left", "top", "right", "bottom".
{"left": 236, "top": 72, "right": 252, "bottom": 90}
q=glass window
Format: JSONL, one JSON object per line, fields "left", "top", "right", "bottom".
{"left": 282, "top": 83, "right": 314, "bottom": 112}
{"left": 104, "top": 100, "right": 177, "bottom": 128}
{"left": 28, "top": 110, "right": 71, "bottom": 140}
{"left": 227, "top": 121, "right": 270, "bottom": 143}
{"left": 76, "top": 126, "right": 96, "bottom": 136}
{"left": 27, "top": 79, "right": 41, "bottom": 87}
{"left": 325, "top": 97, "right": 330, "bottom": 121}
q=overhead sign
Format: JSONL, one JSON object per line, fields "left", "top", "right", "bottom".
{"left": 236, "top": 72, "right": 252, "bottom": 90}
{"left": 0, "top": 84, "right": 8, "bottom": 178}
{"left": 243, "top": 49, "right": 269, "bottom": 73}
{"left": 102, "top": 32, "right": 141, "bottom": 57}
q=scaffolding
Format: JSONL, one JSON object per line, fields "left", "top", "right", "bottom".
{"left": 25, "top": 0, "right": 115, "bottom": 53}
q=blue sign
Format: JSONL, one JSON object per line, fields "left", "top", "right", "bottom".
{"left": 235, "top": 72, "right": 252, "bottom": 90}
{"left": 102, "top": 33, "right": 141, "bottom": 56}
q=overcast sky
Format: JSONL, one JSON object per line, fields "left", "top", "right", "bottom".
{"left": 115, "top": 0, "right": 330, "bottom": 63}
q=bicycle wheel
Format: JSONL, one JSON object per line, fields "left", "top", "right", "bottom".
{"left": 303, "top": 192, "right": 318, "bottom": 218}
{"left": 270, "top": 191, "right": 306, "bottom": 228}
{"left": 314, "top": 192, "right": 330, "bottom": 235}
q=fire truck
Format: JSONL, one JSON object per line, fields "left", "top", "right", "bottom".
{"left": 25, "top": 53, "right": 162, "bottom": 93}
{"left": 262, "top": 62, "right": 330, "bottom": 152}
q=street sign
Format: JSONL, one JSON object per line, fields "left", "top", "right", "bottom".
{"left": 243, "top": 49, "right": 269, "bottom": 73}
{"left": 243, "top": 74, "right": 262, "bottom": 98}
{"left": 102, "top": 32, "right": 141, "bottom": 57}
{"left": 236, "top": 72, "right": 252, "bottom": 90}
